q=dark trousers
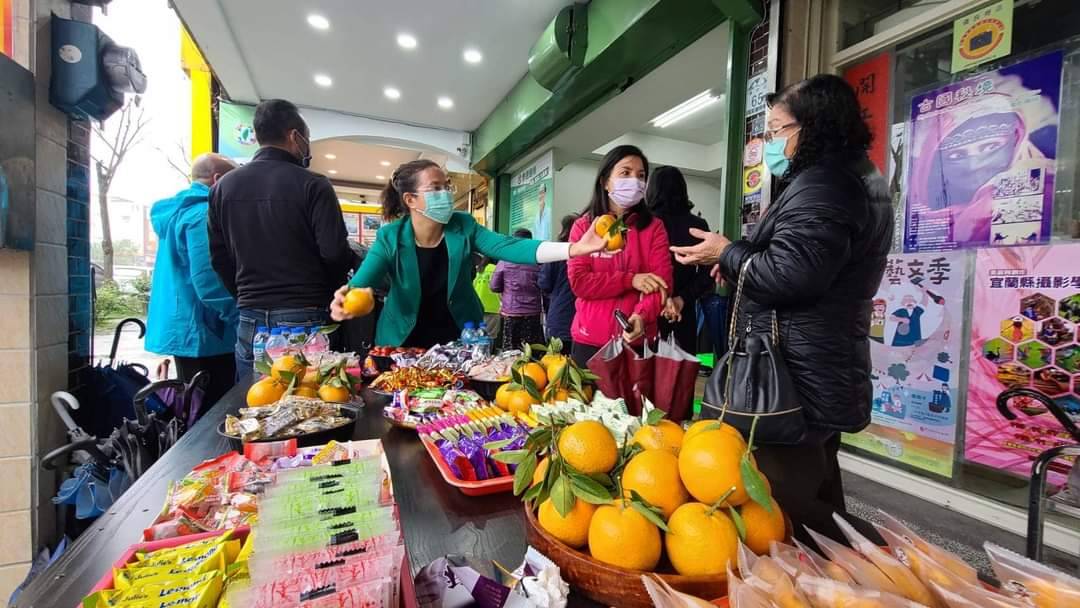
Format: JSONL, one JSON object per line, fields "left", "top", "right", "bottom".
{"left": 173, "top": 353, "right": 235, "bottom": 408}
{"left": 236, "top": 307, "right": 335, "bottom": 384}
{"left": 754, "top": 431, "right": 884, "bottom": 551}
{"left": 500, "top": 315, "right": 545, "bottom": 352}
{"left": 570, "top": 342, "right": 600, "bottom": 369}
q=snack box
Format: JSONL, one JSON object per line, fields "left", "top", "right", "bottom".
{"left": 421, "top": 437, "right": 514, "bottom": 496}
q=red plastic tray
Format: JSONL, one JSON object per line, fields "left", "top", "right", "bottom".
{"left": 421, "top": 438, "right": 514, "bottom": 496}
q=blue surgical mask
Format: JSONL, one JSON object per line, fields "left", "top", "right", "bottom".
{"left": 419, "top": 190, "right": 454, "bottom": 224}
{"left": 763, "top": 138, "right": 790, "bottom": 177}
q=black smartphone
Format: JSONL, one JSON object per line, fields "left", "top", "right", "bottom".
{"left": 614, "top": 309, "right": 631, "bottom": 332}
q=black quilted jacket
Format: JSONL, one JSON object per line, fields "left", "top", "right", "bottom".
{"left": 718, "top": 157, "right": 894, "bottom": 433}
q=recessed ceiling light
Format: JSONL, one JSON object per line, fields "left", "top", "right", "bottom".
{"left": 463, "top": 48, "right": 483, "bottom": 64}
{"left": 375, "top": 175, "right": 386, "bottom": 181}
{"left": 396, "top": 33, "right": 417, "bottom": 49}
{"left": 325, "top": 153, "right": 337, "bottom": 160}
{"left": 650, "top": 89, "right": 721, "bottom": 128}
{"left": 379, "top": 160, "right": 391, "bottom": 167}
{"left": 327, "top": 169, "right": 338, "bottom": 174}
{"left": 313, "top": 73, "right": 333, "bottom": 87}
{"left": 307, "top": 14, "right": 330, "bottom": 30}
{"left": 384, "top": 86, "right": 401, "bottom": 100}
{"left": 437, "top": 96, "right": 454, "bottom": 110}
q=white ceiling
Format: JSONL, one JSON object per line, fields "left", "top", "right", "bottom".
{"left": 634, "top": 100, "right": 728, "bottom": 146}
{"left": 310, "top": 139, "right": 432, "bottom": 185}
{"left": 174, "top": 0, "right": 568, "bottom": 131}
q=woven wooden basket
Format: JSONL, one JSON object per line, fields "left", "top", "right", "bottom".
{"left": 523, "top": 506, "right": 727, "bottom": 608}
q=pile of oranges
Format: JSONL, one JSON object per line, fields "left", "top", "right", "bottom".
{"left": 530, "top": 417, "right": 786, "bottom": 577}
{"left": 493, "top": 340, "right": 595, "bottom": 416}
{"left": 246, "top": 353, "right": 353, "bottom": 406}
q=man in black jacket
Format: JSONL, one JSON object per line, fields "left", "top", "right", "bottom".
{"left": 208, "top": 99, "right": 357, "bottom": 382}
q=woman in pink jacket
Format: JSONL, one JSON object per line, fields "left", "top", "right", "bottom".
{"left": 567, "top": 145, "right": 673, "bottom": 367}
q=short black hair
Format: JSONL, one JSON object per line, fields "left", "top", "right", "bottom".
{"left": 253, "top": 99, "right": 307, "bottom": 145}
{"left": 513, "top": 228, "right": 533, "bottom": 238}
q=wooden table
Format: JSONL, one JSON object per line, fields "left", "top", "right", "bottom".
{"left": 15, "top": 384, "right": 567, "bottom": 607}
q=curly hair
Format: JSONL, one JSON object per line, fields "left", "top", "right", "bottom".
{"left": 767, "top": 74, "right": 872, "bottom": 179}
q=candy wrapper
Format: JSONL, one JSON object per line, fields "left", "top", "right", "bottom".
{"left": 468, "top": 350, "right": 522, "bottom": 382}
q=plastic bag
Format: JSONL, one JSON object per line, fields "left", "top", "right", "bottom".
{"left": 641, "top": 574, "right": 716, "bottom": 608}
{"left": 771, "top": 540, "right": 823, "bottom": 579}
{"left": 769, "top": 570, "right": 812, "bottom": 608}
{"left": 929, "top": 581, "right": 1026, "bottom": 608}
{"left": 797, "top": 576, "right": 925, "bottom": 608}
{"left": 793, "top": 539, "right": 856, "bottom": 586}
{"left": 876, "top": 525, "right": 972, "bottom": 605}
{"left": 832, "top": 515, "right": 937, "bottom": 606}
{"left": 985, "top": 541, "right": 1080, "bottom": 608}
{"left": 806, "top": 528, "right": 903, "bottom": 596}
{"left": 877, "top": 511, "right": 976, "bottom": 584}
{"left": 727, "top": 565, "right": 772, "bottom": 608}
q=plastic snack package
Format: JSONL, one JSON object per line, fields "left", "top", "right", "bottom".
{"left": 929, "top": 581, "right": 1026, "bottom": 608}
{"left": 236, "top": 575, "right": 395, "bottom": 608}
{"left": 114, "top": 543, "right": 228, "bottom": 591}
{"left": 641, "top": 574, "right": 716, "bottom": 608}
{"left": 109, "top": 572, "right": 223, "bottom": 608}
{"left": 769, "top": 570, "right": 813, "bottom": 608}
{"left": 832, "top": 515, "right": 937, "bottom": 606}
{"left": 793, "top": 539, "right": 856, "bottom": 586}
{"left": 132, "top": 531, "right": 235, "bottom": 564}
{"left": 877, "top": 511, "right": 977, "bottom": 584}
{"left": 110, "top": 571, "right": 222, "bottom": 605}
{"left": 771, "top": 540, "right": 823, "bottom": 579}
{"left": 875, "top": 526, "right": 972, "bottom": 604}
{"left": 806, "top": 528, "right": 903, "bottom": 596}
{"left": 737, "top": 539, "right": 760, "bottom": 581}
{"left": 985, "top": 541, "right": 1080, "bottom": 608}
{"left": 797, "top": 575, "right": 924, "bottom": 608}
{"left": 727, "top": 564, "right": 773, "bottom": 608}
{"left": 250, "top": 533, "right": 402, "bottom": 575}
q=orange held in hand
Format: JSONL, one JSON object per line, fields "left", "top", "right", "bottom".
{"left": 343, "top": 288, "right": 375, "bottom": 317}
{"left": 594, "top": 214, "right": 625, "bottom": 252}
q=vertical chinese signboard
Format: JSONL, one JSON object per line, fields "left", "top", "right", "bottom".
{"left": 966, "top": 245, "right": 1080, "bottom": 486}
{"left": 843, "top": 52, "right": 892, "bottom": 175}
{"left": 904, "top": 50, "right": 1063, "bottom": 253}
{"left": 843, "top": 251, "right": 966, "bottom": 478}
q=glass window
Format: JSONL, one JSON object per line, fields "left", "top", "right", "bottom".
{"left": 838, "top": 0, "right": 933, "bottom": 49}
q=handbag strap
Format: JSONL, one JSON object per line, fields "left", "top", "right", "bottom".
{"left": 725, "top": 258, "right": 779, "bottom": 350}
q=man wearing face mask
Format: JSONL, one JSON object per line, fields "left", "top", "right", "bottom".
{"left": 330, "top": 159, "right": 612, "bottom": 348}
{"left": 208, "top": 98, "right": 357, "bottom": 382}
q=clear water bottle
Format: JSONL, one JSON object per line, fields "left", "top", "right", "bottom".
{"left": 287, "top": 326, "right": 308, "bottom": 351}
{"left": 304, "top": 326, "right": 331, "bottom": 358}
{"left": 473, "top": 323, "right": 492, "bottom": 356}
{"left": 460, "top": 321, "right": 477, "bottom": 345}
{"left": 252, "top": 326, "right": 270, "bottom": 371}
{"left": 265, "top": 328, "right": 288, "bottom": 360}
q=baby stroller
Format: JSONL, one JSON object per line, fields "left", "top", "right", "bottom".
{"left": 995, "top": 387, "right": 1080, "bottom": 560}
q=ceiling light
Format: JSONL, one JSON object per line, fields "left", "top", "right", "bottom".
{"left": 650, "top": 89, "right": 721, "bottom": 128}
{"left": 307, "top": 14, "right": 330, "bottom": 30}
{"left": 327, "top": 169, "right": 338, "bottom": 175}
{"left": 437, "top": 96, "right": 454, "bottom": 110}
{"left": 375, "top": 175, "right": 386, "bottom": 181}
{"left": 313, "top": 73, "right": 333, "bottom": 87}
{"left": 325, "top": 153, "right": 336, "bottom": 160}
{"left": 396, "top": 33, "right": 417, "bottom": 49}
{"left": 384, "top": 86, "right": 401, "bottom": 100}
{"left": 463, "top": 48, "right": 483, "bottom": 64}
{"left": 379, "top": 160, "right": 391, "bottom": 167}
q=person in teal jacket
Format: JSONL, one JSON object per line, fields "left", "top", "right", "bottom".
{"left": 146, "top": 153, "right": 238, "bottom": 405}
{"left": 330, "top": 160, "right": 610, "bottom": 347}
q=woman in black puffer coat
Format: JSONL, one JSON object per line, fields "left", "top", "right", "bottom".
{"left": 672, "top": 74, "right": 894, "bottom": 548}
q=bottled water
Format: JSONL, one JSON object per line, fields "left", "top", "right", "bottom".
{"left": 252, "top": 326, "right": 270, "bottom": 372}
{"left": 473, "top": 323, "right": 492, "bottom": 357}
{"left": 265, "top": 328, "right": 288, "bottom": 360}
{"left": 460, "top": 321, "right": 477, "bottom": 345}
{"left": 304, "top": 326, "right": 331, "bottom": 358}
{"left": 288, "top": 327, "right": 308, "bottom": 351}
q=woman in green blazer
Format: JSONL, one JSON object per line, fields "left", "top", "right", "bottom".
{"left": 330, "top": 160, "right": 609, "bottom": 347}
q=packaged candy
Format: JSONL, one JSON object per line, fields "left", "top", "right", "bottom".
{"left": 877, "top": 511, "right": 977, "bottom": 584}
{"left": 793, "top": 539, "right": 856, "bottom": 586}
{"left": 771, "top": 540, "right": 822, "bottom": 579}
{"left": 929, "top": 581, "right": 1026, "bottom": 608}
{"left": 806, "top": 528, "right": 903, "bottom": 596}
{"left": 797, "top": 575, "right": 924, "bottom": 608}
{"left": 110, "top": 571, "right": 221, "bottom": 605}
{"left": 114, "top": 543, "right": 227, "bottom": 591}
{"left": 832, "top": 515, "right": 937, "bottom": 606}
{"left": 769, "top": 569, "right": 812, "bottom": 608}
{"left": 985, "top": 541, "right": 1080, "bottom": 608}
{"left": 727, "top": 564, "right": 773, "bottom": 608}
{"left": 876, "top": 526, "right": 971, "bottom": 604}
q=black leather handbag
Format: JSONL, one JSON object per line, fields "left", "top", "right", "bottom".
{"left": 701, "top": 258, "right": 806, "bottom": 445}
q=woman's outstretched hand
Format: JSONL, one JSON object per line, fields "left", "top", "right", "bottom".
{"left": 568, "top": 217, "right": 617, "bottom": 258}
{"left": 330, "top": 285, "right": 356, "bottom": 321}
{"left": 671, "top": 228, "right": 731, "bottom": 266}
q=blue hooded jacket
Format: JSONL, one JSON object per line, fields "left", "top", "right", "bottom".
{"left": 145, "top": 182, "right": 238, "bottom": 357}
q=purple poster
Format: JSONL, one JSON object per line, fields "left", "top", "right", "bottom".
{"left": 904, "top": 50, "right": 1062, "bottom": 252}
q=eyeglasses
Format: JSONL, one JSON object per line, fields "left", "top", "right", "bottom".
{"left": 416, "top": 184, "right": 457, "bottom": 195}
{"left": 763, "top": 123, "right": 799, "bottom": 143}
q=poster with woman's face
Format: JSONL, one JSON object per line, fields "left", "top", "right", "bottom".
{"left": 843, "top": 251, "right": 966, "bottom": 477}
{"left": 904, "top": 50, "right": 1062, "bottom": 252}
